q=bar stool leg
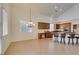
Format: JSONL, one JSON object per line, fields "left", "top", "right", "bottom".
{"left": 68, "top": 38, "right": 70, "bottom": 44}
{"left": 60, "top": 38, "right": 62, "bottom": 43}
{"left": 63, "top": 38, "right": 65, "bottom": 44}
{"left": 76, "top": 38, "right": 78, "bottom": 45}
{"left": 77, "top": 40, "right": 78, "bottom": 44}
{"left": 72, "top": 38, "right": 74, "bottom": 45}
{"left": 57, "top": 37, "right": 59, "bottom": 43}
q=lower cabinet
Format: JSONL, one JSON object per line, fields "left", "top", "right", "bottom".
{"left": 38, "top": 32, "right": 53, "bottom": 39}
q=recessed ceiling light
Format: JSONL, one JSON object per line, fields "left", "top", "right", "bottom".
{"left": 60, "top": 9, "right": 62, "bottom": 12}
{"left": 54, "top": 6, "right": 58, "bottom": 9}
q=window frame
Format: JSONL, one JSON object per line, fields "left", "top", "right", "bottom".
{"left": 2, "top": 9, "right": 8, "bottom": 36}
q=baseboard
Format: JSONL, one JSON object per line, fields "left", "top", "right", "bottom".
{"left": 2, "top": 42, "right": 11, "bottom": 55}
{"left": 11, "top": 38, "right": 37, "bottom": 43}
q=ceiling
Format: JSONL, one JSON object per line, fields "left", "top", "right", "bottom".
{"left": 12, "top": 3, "right": 75, "bottom": 18}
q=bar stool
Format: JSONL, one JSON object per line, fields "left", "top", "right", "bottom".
{"left": 75, "top": 35, "right": 79, "bottom": 45}
{"left": 60, "top": 33, "right": 66, "bottom": 44}
{"left": 68, "top": 33, "right": 75, "bottom": 45}
{"left": 58, "top": 33, "right": 61, "bottom": 43}
{"left": 65, "top": 34, "right": 69, "bottom": 44}
{"left": 53, "top": 32, "right": 59, "bottom": 43}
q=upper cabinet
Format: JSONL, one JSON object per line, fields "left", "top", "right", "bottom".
{"left": 55, "top": 23, "right": 71, "bottom": 32}
{"left": 63, "top": 23, "right": 71, "bottom": 30}
{"left": 55, "top": 24, "right": 61, "bottom": 29}
{"left": 38, "top": 22, "right": 50, "bottom": 29}
{"left": 73, "top": 24, "right": 77, "bottom": 29}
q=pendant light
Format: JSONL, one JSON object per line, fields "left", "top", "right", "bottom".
{"left": 28, "top": 3, "right": 35, "bottom": 28}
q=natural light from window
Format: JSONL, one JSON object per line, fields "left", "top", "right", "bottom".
{"left": 20, "top": 20, "right": 32, "bottom": 32}
{"left": 2, "top": 9, "right": 8, "bottom": 36}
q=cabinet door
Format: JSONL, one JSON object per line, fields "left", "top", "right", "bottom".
{"left": 45, "top": 32, "right": 52, "bottom": 38}
{"left": 38, "top": 22, "right": 50, "bottom": 29}
{"left": 56, "top": 24, "right": 61, "bottom": 29}
{"left": 63, "top": 23, "right": 71, "bottom": 31}
{"left": 73, "top": 24, "right": 77, "bottom": 29}
{"left": 38, "top": 33, "right": 45, "bottom": 39}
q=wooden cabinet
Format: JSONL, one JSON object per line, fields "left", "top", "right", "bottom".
{"left": 45, "top": 31, "right": 52, "bottom": 38}
{"left": 38, "top": 22, "right": 50, "bottom": 29}
{"left": 73, "top": 24, "right": 77, "bottom": 29}
{"left": 55, "top": 24, "right": 62, "bottom": 31}
{"left": 38, "top": 22, "right": 52, "bottom": 39}
{"left": 38, "top": 32, "right": 53, "bottom": 39}
{"left": 63, "top": 23, "right": 71, "bottom": 30}
{"left": 38, "top": 33, "right": 45, "bottom": 39}
{"left": 55, "top": 24, "right": 61, "bottom": 29}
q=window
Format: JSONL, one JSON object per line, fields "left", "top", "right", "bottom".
{"left": 20, "top": 20, "right": 32, "bottom": 32}
{"left": 2, "top": 9, "right": 8, "bottom": 36}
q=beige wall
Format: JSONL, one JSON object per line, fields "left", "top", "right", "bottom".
{"left": 1, "top": 4, "right": 52, "bottom": 54}
{"left": 1, "top": 4, "right": 12, "bottom": 54}
{"left": 11, "top": 4, "right": 52, "bottom": 42}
